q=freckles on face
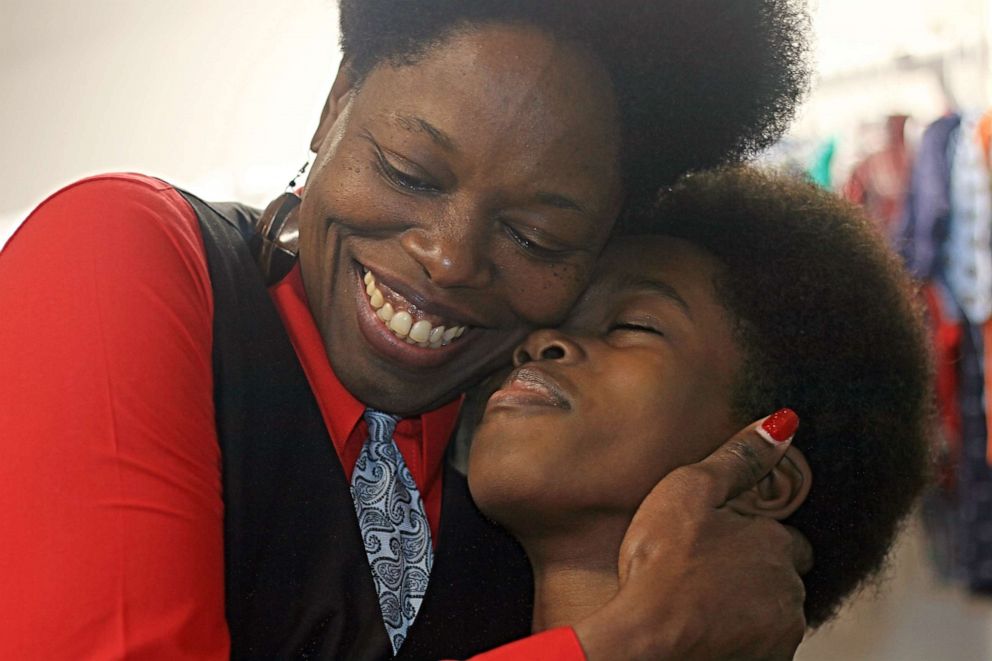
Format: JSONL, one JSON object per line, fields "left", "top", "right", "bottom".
{"left": 503, "top": 259, "right": 594, "bottom": 329}
{"left": 296, "top": 24, "right": 623, "bottom": 414}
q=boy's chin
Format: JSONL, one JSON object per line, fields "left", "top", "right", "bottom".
{"left": 467, "top": 446, "right": 549, "bottom": 524}
{"left": 465, "top": 466, "right": 526, "bottom": 533}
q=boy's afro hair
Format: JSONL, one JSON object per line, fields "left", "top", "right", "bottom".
{"left": 643, "top": 167, "right": 934, "bottom": 627}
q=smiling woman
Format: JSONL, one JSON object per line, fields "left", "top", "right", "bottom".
{"left": 301, "top": 24, "right": 624, "bottom": 415}
{"left": 0, "top": 2, "right": 815, "bottom": 660}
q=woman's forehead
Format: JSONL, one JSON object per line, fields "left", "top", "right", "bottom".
{"left": 355, "top": 24, "right": 621, "bottom": 150}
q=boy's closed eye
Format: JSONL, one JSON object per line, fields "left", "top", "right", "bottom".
{"left": 609, "top": 322, "right": 664, "bottom": 336}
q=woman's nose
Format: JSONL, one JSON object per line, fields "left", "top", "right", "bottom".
{"left": 513, "top": 329, "right": 586, "bottom": 366}
{"left": 399, "top": 215, "right": 494, "bottom": 288}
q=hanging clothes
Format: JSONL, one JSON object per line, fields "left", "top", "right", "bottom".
{"left": 977, "top": 109, "right": 992, "bottom": 167}
{"left": 956, "top": 323, "right": 992, "bottom": 591}
{"left": 843, "top": 115, "right": 911, "bottom": 243}
{"left": 923, "top": 282, "right": 964, "bottom": 473}
{"left": 897, "top": 114, "right": 966, "bottom": 461}
{"left": 942, "top": 113, "right": 992, "bottom": 468}
{"left": 807, "top": 137, "right": 836, "bottom": 189}
{"left": 898, "top": 113, "right": 962, "bottom": 280}
{"left": 945, "top": 112, "right": 992, "bottom": 326}
{"left": 906, "top": 109, "right": 992, "bottom": 590}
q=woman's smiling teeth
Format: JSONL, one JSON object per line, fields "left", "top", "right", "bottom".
{"left": 363, "top": 270, "right": 467, "bottom": 349}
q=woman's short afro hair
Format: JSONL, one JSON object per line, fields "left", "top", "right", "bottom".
{"left": 337, "top": 0, "right": 810, "bottom": 209}
{"left": 641, "top": 167, "right": 934, "bottom": 628}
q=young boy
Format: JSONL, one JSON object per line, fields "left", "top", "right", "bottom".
{"left": 468, "top": 167, "right": 933, "bottom": 633}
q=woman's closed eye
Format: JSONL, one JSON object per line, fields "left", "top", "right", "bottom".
{"left": 502, "top": 223, "right": 574, "bottom": 261}
{"left": 373, "top": 147, "right": 441, "bottom": 193}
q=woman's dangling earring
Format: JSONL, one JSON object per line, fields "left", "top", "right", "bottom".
{"left": 286, "top": 150, "right": 316, "bottom": 193}
{"left": 251, "top": 152, "right": 315, "bottom": 284}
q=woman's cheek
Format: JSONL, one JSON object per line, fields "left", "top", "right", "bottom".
{"left": 509, "top": 260, "right": 594, "bottom": 326}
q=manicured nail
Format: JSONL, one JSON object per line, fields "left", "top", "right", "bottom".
{"left": 757, "top": 408, "right": 799, "bottom": 445}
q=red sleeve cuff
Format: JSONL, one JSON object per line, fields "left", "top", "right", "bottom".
{"left": 465, "top": 627, "right": 585, "bottom": 661}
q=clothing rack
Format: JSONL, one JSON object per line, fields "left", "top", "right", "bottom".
{"left": 812, "top": 42, "right": 989, "bottom": 111}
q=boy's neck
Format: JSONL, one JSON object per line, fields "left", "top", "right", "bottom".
{"left": 522, "top": 519, "right": 628, "bottom": 632}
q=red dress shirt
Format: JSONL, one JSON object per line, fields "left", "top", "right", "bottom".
{"left": 0, "top": 173, "right": 582, "bottom": 659}
{"left": 270, "top": 263, "right": 459, "bottom": 543}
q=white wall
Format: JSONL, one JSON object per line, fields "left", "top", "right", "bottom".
{"left": 3, "top": 0, "right": 990, "bottom": 244}
{"left": 1, "top": 0, "right": 340, "bottom": 244}
{"left": 809, "top": 0, "right": 988, "bottom": 77}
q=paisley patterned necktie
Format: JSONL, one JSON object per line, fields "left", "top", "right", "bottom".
{"left": 350, "top": 409, "right": 434, "bottom": 654}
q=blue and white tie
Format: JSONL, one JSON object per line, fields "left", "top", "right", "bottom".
{"left": 350, "top": 409, "right": 433, "bottom": 654}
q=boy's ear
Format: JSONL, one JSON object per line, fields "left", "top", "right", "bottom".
{"left": 310, "top": 59, "right": 357, "bottom": 153}
{"left": 727, "top": 446, "right": 811, "bottom": 520}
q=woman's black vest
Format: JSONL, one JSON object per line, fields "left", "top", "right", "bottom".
{"left": 180, "top": 191, "right": 533, "bottom": 660}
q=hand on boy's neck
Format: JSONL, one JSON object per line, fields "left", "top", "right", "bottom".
{"left": 571, "top": 418, "right": 811, "bottom": 661}
{"left": 519, "top": 446, "right": 811, "bottom": 636}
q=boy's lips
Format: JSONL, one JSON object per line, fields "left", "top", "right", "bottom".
{"left": 487, "top": 365, "right": 572, "bottom": 411}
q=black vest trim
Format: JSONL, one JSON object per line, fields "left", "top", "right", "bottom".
{"left": 180, "top": 191, "right": 533, "bottom": 660}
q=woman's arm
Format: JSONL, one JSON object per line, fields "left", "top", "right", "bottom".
{"left": 0, "top": 175, "right": 228, "bottom": 659}
{"left": 572, "top": 421, "right": 809, "bottom": 660}
{"left": 466, "top": 421, "right": 809, "bottom": 661}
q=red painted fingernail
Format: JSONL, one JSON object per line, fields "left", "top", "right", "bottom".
{"left": 758, "top": 408, "right": 799, "bottom": 445}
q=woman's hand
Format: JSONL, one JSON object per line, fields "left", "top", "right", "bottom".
{"left": 573, "top": 416, "right": 812, "bottom": 660}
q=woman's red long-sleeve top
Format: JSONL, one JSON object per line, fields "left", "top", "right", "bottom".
{"left": 0, "top": 174, "right": 582, "bottom": 660}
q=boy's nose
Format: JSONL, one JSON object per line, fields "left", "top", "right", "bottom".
{"left": 513, "top": 329, "right": 585, "bottom": 366}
